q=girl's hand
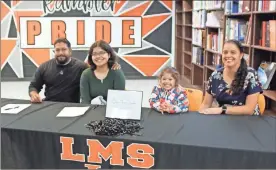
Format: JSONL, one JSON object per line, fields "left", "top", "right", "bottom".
{"left": 199, "top": 108, "right": 222, "bottom": 115}
{"left": 160, "top": 102, "right": 168, "bottom": 111}
{"left": 164, "top": 103, "right": 173, "bottom": 113}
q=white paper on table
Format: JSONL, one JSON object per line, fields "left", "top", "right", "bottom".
{"left": 56, "top": 107, "right": 90, "bottom": 117}
{"left": 1, "top": 104, "right": 31, "bottom": 114}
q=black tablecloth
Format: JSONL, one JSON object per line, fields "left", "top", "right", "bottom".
{"left": 1, "top": 98, "right": 276, "bottom": 169}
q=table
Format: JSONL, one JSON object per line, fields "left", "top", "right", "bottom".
{"left": 1, "top": 98, "right": 276, "bottom": 169}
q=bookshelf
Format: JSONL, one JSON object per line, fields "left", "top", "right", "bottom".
{"left": 204, "top": 22, "right": 224, "bottom": 91}
{"left": 251, "top": 1, "right": 276, "bottom": 113}
{"left": 175, "top": 0, "right": 183, "bottom": 79}
{"left": 191, "top": 1, "right": 205, "bottom": 90}
{"left": 175, "top": 0, "right": 193, "bottom": 83}
{"left": 175, "top": 0, "right": 276, "bottom": 114}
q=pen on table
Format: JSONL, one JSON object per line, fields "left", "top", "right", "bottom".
{"left": 91, "top": 105, "right": 99, "bottom": 110}
{"left": 4, "top": 106, "right": 20, "bottom": 110}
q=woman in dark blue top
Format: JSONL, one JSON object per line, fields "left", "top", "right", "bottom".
{"left": 199, "top": 40, "right": 263, "bottom": 115}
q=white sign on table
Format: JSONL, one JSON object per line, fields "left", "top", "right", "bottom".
{"left": 105, "top": 90, "right": 143, "bottom": 120}
{"left": 1, "top": 104, "right": 31, "bottom": 114}
{"left": 56, "top": 107, "right": 90, "bottom": 117}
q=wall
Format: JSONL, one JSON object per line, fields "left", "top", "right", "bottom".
{"left": 1, "top": 0, "right": 175, "bottom": 80}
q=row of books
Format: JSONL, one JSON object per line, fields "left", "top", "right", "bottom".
{"left": 225, "top": 18, "right": 251, "bottom": 44}
{"left": 193, "top": 0, "right": 224, "bottom": 11}
{"left": 206, "top": 30, "right": 224, "bottom": 53}
{"left": 225, "top": 0, "right": 250, "bottom": 14}
{"left": 192, "top": 28, "right": 204, "bottom": 47}
{"left": 225, "top": 0, "right": 276, "bottom": 14}
{"left": 206, "top": 11, "right": 224, "bottom": 28}
{"left": 194, "top": 10, "right": 224, "bottom": 29}
{"left": 259, "top": 20, "right": 276, "bottom": 49}
{"left": 255, "top": 0, "right": 276, "bottom": 11}
{"left": 192, "top": 46, "right": 204, "bottom": 66}
{"left": 205, "top": 0, "right": 224, "bottom": 10}
{"left": 192, "top": 10, "right": 206, "bottom": 28}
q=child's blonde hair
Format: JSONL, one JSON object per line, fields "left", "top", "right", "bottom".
{"left": 158, "top": 67, "right": 180, "bottom": 88}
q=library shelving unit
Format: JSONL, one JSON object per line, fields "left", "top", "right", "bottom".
{"left": 175, "top": 0, "right": 276, "bottom": 114}
{"left": 175, "top": 0, "right": 183, "bottom": 77}
{"left": 175, "top": 0, "right": 193, "bottom": 83}
{"left": 191, "top": 1, "right": 206, "bottom": 90}
{"left": 204, "top": 1, "right": 225, "bottom": 91}
{"left": 251, "top": 6, "right": 276, "bottom": 113}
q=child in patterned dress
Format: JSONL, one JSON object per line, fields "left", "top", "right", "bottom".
{"left": 149, "top": 67, "right": 189, "bottom": 114}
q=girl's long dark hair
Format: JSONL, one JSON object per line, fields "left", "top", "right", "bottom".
{"left": 225, "top": 40, "right": 248, "bottom": 94}
{"left": 88, "top": 40, "right": 117, "bottom": 71}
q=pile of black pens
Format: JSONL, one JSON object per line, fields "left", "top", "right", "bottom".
{"left": 85, "top": 118, "right": 143, "bottom": 137}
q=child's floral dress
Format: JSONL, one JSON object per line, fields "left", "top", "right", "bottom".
{"left": 149, "top": 86, "right": 189, "bottom": 114}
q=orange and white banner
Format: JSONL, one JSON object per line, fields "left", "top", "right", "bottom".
{"left": 20, "top": 17, "right": 142, "bottom": 48}
{"left": 1, "top": 0, "right": 174, "bottom": 79}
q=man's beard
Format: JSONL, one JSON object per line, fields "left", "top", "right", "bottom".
{"left": 56, "top": 55, "right": 69, "bottom": 64}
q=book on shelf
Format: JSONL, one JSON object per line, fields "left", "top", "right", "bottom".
{"left": 206, "top": 10, "right": 224, "bottom": 28}
{"left": 192, "top": 46, "right": 204, "bottom": 65}
{"left": 192, "top": 29, "right": 206, "bottom": 47}
{"left": 259, "top": 20, "right": 276, "bottom": 49}
{"left": 206, "top": 0, "right": 224, "bottom": 10}
{"left": 193, "top": 1, "right": 224, "bottom": 11}
{"left": 193, "top": 1, "right": 206, "bottom": 11}
{"left": 225, "top": 18, "right": 251, "bottom": 44}
{"left": 192, "top": 10, "right": 206, "bottom": 28}
{"left": 225, "top": 0, "right": 250, "bottom": 14}
{"left": 245, "top": 16, "right": 252, "bottom": 45}
{"left": 207, "top": 29, "right": 224, "bottom": 53}
{"left": 256, "top": 0, "right": 276, "bottom": 11}
{"left": 257, "top": 62, "right": 276, "bottom": 89}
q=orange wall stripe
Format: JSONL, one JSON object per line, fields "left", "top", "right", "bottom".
{"left": 113, "top": 0, "right": 127, "bottom": 15}
{"left": 11, "top": 0, "right": 21, "bottom": 7}
{"left": 120, "top": 1, "right": 151, "bottom": 17}
{"left": 124, "top": 56, "right": 169, "bottom": 76}
{"left": 1, "top": 39, "right": 16, "bottom": 67}
{"left": 161, "top": 1, "right": 172, "bottom": 10}
{"left": 1, "top": 2, "right": 10, "bottom": 21}
{"left": 142, "top": 14, "right": 170, "bottom": 37}
{"left": 23, "top": 49, "right": 50, "bottom": 66}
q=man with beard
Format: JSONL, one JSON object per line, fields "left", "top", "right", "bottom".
{"left": 28, "top": 38, "right": 120, "bottom": 103}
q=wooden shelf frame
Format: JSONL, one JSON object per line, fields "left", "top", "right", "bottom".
{"left": 263, "top": 90, "right": 276, "bottom": 101}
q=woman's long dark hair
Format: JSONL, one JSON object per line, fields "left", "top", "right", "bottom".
{"left": 225, "top": 40, "right": 248, "bottom": 94}
{"left": 88, "top": 40, "right": 117, "bottom": 71}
